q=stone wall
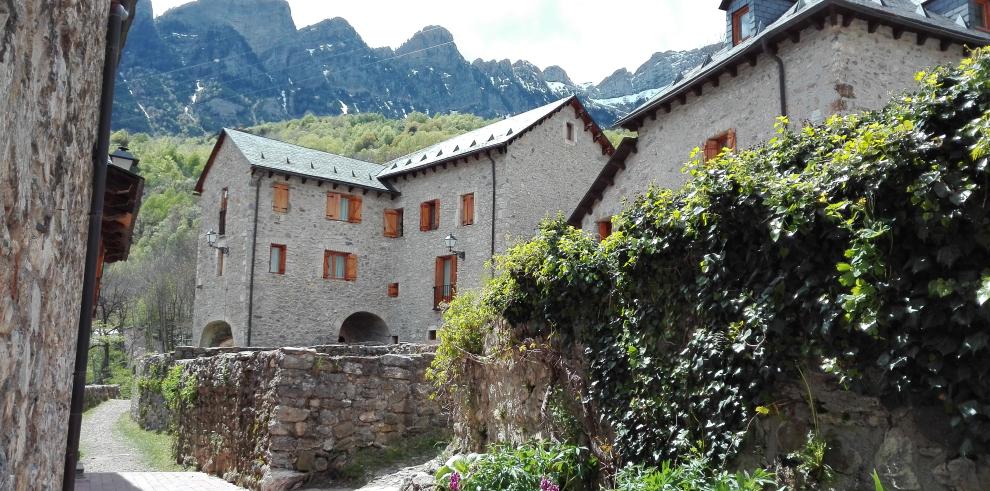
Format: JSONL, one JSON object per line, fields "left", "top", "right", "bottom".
{"left": 83, "top": 385, "right": 121, "bottom": 411}
{"left": 455, "top": 346, "right": 990, "bottom": 490}
{"left": 583, "top": 19, "right": 964, "bottom": 231}
{"left": 133, "top": 344, "right": 446, "bottom": 490}
{"left": 0, "top": 2, "right": 112, "bottom": 490}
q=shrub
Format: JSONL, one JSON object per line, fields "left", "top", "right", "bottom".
{"left": 427, "top": 290, "right": 496, "bottom": 395}
{"left": 435, "top": 442, "right": 597, "bottom": 491}
{"left": 612, "top": 458, "right": 776, "bottom": 491}
{"left": 482, "top": 49, "right": 990, "bottom": 466}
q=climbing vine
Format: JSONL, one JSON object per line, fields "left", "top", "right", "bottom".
{"left": 471, "top": 50, "right": 990, "bottom": 465}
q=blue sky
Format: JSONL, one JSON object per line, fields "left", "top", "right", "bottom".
{"left": 151, "top": 0, "right": 726, "bottom": 84}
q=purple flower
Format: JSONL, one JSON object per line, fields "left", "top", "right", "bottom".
{"left": 449, "top": 471, "right": 461, "bottom": 491}
{"left": 540, "top": 476, "right": 559, "bottom": 491}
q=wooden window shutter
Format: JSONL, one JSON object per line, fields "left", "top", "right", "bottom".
{"left": 326, "top": 193, "right": 340, "bottom": 219}
{"left": 420, "top": 202, "right": 431, "bottom": 231}
{"left": 273, "top": 183, "right": 289, "bottom": 212}
{"left": 450, "top": 255, "right": 458, "bottom": 287}
{"left": 345, "top": 254, "right": 358, "bottom": 281}
{"left": 435, "top": 257, "right": 444, "bottom": 287}
{"left": 388, "top": 283, "right": 399, "bottom": 297}
{"left": 384, "top": 209, "right": 399, "bottom": 237}
{"left": 322, "top": 250, "right": 330, "bottom": 279}
{"left": 219, "top": 188, "right": 228, "bottom": 235}
{"left": 727, "top": 129, "right": 737, "bottom": 151}
{"left": 703, "top": 139, "right": 719, "bottom": 162}
{"left": 349, "top": 195, "right": 363, "bottom": 223}
{"left": 462, "top": 194, "right": 475, "bottom": 226}
{"left": 432, "top": 200, "right": 441, "bottom": 229}
{"left": 597, "top": 220, "right": 612, "bottom": 241}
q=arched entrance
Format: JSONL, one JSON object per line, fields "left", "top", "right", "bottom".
{"left": 338, "top": 312, "right": 390, "bottom": 344}
{"left": 200, "top": 321, "right": 234, "bottom": 348}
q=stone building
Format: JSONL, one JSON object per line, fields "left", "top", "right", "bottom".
{"left": 570, "top": 0, "right": 990, "bottom": 231}
{"left": 0, "top": 1, "right": 138, "bottom": 490}
{"left": 192, "top": 97, "right": 613, "bottom": 347}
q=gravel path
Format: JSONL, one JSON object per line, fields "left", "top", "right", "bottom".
{"left": 80, "top": 399, "right": 154, "bottom": 472}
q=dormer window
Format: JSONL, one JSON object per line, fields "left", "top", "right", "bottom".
{"left": 977, "top": 0, "right": 990, "bottom": 30}
{"left": 732, "top": 5, "right": 754, "bottom": 45}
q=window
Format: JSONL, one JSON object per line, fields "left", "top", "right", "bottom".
{"left": 977, "top": 0, "right": 990, "bottom": 30}
{"left": 269, "top": 244, "right": 286, "bottom": 274}
{"left": 327, "top": 192, "right": 362, "bottom": 222}
{"left": 461, "top": 193, "right": 475, "bottom": 226}
{"left": 732, "top": 5, "right": 753, "bottom": 46}
{"left": 597, "top": 219, "right": 613, "bottom": 241}
{"left": 703, "top": 129, "right": 737, "bottom": 162}
{"left": 391, "top": 335, "right": 399, "bottom": 344}
{"left": 434, "top": 255, "right": 458, "bottom": 309}
{"left": 324, "top": 250, "right": 357, "bottom": 281}
{"left": 420, "top": 199, "right": 440, "bottom": 231}
{"left": 564, "top": 121, "right": 575, "bottom": 142}
{"left": 216, "top": 249, "right": 224, "bottom": 276}
{"left": 388, "top": 282, "right": 399, "bottom": 297}
{"left": 218, "top": 188, "right": 228, "bottom": 235}
{"left": 272, "top": 183, "right": 289, "bottom": 213}
{"left": 428, "top": 330, "right": 438, "bottom": 341}
{"left": 384, "top": 208, "right": 404, "bottom": 238}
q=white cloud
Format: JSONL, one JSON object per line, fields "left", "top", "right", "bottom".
{"left": 150, "top": 0, "right": 725, "bottom": 83}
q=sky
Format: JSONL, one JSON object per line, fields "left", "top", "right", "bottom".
{"left": 150, "top": 0, "right": 726, "bottom": 84}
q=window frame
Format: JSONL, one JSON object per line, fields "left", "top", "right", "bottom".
{"left": 272, "top": 182, "right": 289, "bottom": 213}
{"left": 327, "top": 192, "right": 362, "bottom": 223}
{"left": 269, "top": 244, "right": 286, "bottom": 275}
{"left": 388, "top": 282, "right": 399, "bottom": 297}
{"left": 564, "top": 121, "right": 576, "bottom": 143}
{"left": 460, "top": 193, "right": 475, "bottom": 226}
{"left": 732, "top": 5, "right": 751, "bottom": 46}
{"left": 420, "top": 199, "right": 440, "bottom": 231}
{"left": 434, "top": 254, "right": 458, "bottom": 309}
{"left": 384, "top": 208, "right": 404, "bottom": 238}
{"left": 977, "top": 0, "right": 990, "bottom": 30}
{"left": 323, "top": 250, "right": 352, "bottom": 281}
{"left": 218, "top": 188, "right": 228, "bottom": 235}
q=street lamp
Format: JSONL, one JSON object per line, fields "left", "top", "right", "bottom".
{"left": 109, "top": 146, "right": 139, "bottom": 172}
{"left": 206, "top": 230, "right": 229, "bottom": 254}
{"left": 443, "top": 234, "right": 465, "bottom": 260}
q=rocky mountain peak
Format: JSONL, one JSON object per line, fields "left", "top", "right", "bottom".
{"left": 159, "top": 0, "right": 296, "bottom": 55}
{"left": 542, "top": 66, "right": 575, "bottom": 86}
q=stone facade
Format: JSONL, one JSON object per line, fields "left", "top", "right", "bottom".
{"left": 581, "top": 14, "right": 968, "bottom": 231}
{"left": 133, "top": 344, "right": 446, "bottom": 490}
{"left": 0, "top": 2, "right": 113, "bottom": 490}
{"left": 193, "top": 100, "right": 611, "bottom": 347}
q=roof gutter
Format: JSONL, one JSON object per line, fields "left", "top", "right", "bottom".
{"left": 63, "top": 2, "right": 127, "bottom": 488}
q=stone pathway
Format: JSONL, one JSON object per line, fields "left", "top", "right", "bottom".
{"left": 76, "top": 400, "right": 245, "bottom": 490}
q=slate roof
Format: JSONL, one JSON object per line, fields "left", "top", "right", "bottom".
{"left": 204, "top": 129, "right": 391, "bottom": 192}
{"left": 615, "top": 0, "right": 990, "bottom": 129}
{"left": 379, "top": 97, "right": 583, "bottom": 178}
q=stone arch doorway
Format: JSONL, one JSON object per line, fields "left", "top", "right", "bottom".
{"left": 338, "top": 312, "right": 390, "bottom": 344}
{"left": 200, "top": 321, "right": 234, "bottom": 348}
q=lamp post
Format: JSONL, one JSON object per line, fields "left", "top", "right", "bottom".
{"left": 443, "top": 234, "right": 466, "bottom": 260}
{"left": 206, "top": 230, "right": 229, "bottom": 254}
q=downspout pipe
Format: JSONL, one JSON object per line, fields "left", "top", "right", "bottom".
{"left": 63, "top": 2, "right": 127, "bottom": 489}
{"left": 486, "top": 153, "right": 498, "bottom": 267}
{"left": 246, "top": 175, "right": 261, "bottom": 347}
{"left": 762, "top": 37, "right": 788, "bottom": 120}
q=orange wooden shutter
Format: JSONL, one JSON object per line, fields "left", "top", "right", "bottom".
{"left": 432, "top": 199, "right": 441, "bottom": 229}
{"left": 420, "top": 202, "right": 431, "bottom": 231}
{"left": 727, "top": 129, "right": 737, "bottom": 151}
{"left": 322, "top": 251, "right": 330, "bottom": 279}
{"left": 388, "top": 283, "right": 399, "bottom": 297}
{"left": 273, "top": 183, "right": 289, "bottom": 212}
{"left": 435, "top": 257, "right": 444, "bottom": 287}
{"left": 326, "top": 193, "right": 340, "bottom": 219}
{"left": 450, "top": 255, "right": 458, "bottom": 289}
{"left": 349, "top": 195, "right": 363, "bottom": 223}
{"left": 345, "top": 254, "right": 357, "bottom": 281}
{"left": 597, "top": 220, "right": 612, "bottom": 240}
{"left": 384, "top": 209, "right": 398, "bottom": 237}
{"left": 703, "top": 139, "right": 719, "bottom": 162}
{"left": 462, "top": 194, "right": 474, "bottom": 225}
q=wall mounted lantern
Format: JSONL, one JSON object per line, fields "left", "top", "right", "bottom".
{"left": 206, "top": 230, "right": 229, "bottom": 255}
{"left": 109, "top": 146, "right": 140, "bottom": 172}
{"left": 443, "top": 234, "right": 466, "bottom": 260}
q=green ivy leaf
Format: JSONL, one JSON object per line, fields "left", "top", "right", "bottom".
{"left": 977, "top": 275, "right": 990, "bottom": 306}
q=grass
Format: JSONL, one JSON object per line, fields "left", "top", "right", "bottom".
{"left": 114, "top": 412, "right": 185, "bottom": 471}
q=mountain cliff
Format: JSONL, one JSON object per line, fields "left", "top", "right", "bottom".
{"left": 112, "top": 0, "right": 718, "bottom": 134}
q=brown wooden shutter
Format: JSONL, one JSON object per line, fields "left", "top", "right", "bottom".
{"left": 432, "top": 199, "right": 441, "bottom": 229}
{"left": 420, "top": 202, "right": 431, "bottom": 231}
{"left": 462, "top": 194, "right": 474, "bottom": 225}
{"left": 435, "top": 257, "right": 444, "bottom": 287}
{"left": 384, "top": 209, "right": 398, "bottom": 237}
{"left": 326, "top": 193, "right": 339, "bottom": 219}
{"left": 597, "top": 220, "right": 612, "bottom": 241}
{"left": 703, "top": 139, "right": 719, "bottom": 162}
{"left": 388, "top": 283, "right": 399, "bottom": 297}
{"left": 273, "top": 183, "right": 289, "bottom": 212}
{"left": 349, "top": 195, "right": 363, "bottom": 223}
{"left": 450, "top": 255, "right": 458, "bottom": 290}
{"left": 322, "top": 251, "right": 330, "bottom": 279}
{"left": 727, "top": 129, "right": 737, "bottom": 151}
{"left": 345, "top": 254, "right": 357, "bottom": 281}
